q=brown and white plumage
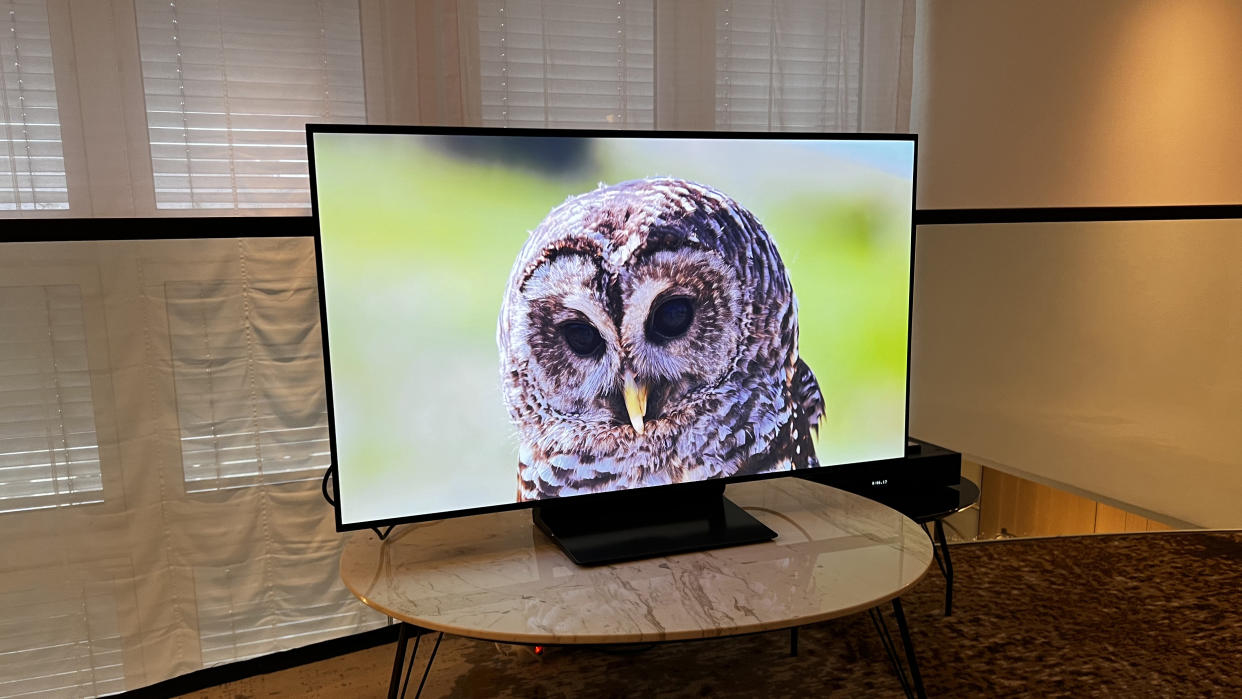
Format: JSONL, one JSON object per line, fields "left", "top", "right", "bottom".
{"left": 498, "top": 177, "right": 825, "bottom": 501}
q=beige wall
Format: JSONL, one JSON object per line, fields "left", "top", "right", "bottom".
{"left": 909, "top": 0, "right": 1242, "bottom": 528}
{"left": 913, "top": 0, "right": 1242, "bottom": 209}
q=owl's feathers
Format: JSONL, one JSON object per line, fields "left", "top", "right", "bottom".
{"left": 498, "top": 177, "right": 826, "bottom": 501}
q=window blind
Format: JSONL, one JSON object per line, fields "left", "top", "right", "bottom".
{"left": 0, "top": 0, "right": 68, "bottom": 212}
{"left": 134, "top": 0, "right": 365, "bottom": 211}
{"left": 716, "top": 0, "right": 862, "bottom": 131}
{"left": 166, "top": 278, "right": 329, "bottom": 492}
{"left": 478, "top": 0, "right": 654, "bottom": 128}
{"left": 0, "top": 575, "right": 122, "bottom": 697}
{"left": 0, "top": 284, "right": 102, "bottom": 514}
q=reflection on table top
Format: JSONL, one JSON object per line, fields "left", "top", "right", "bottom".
{"left": 340, "top": 478, "right": 934, "bottom": 645}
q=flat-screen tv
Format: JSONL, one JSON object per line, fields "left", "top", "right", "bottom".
{"left": 310, "top": 126, "right": 915, "bottom": 563}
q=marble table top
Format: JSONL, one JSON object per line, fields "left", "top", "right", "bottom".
{"left": 340, "top": 478, "right": 934, "bottom": 645}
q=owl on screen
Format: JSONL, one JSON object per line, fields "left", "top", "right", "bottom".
{"left": 498, "top": 177, "right": 825, "bottom": 502}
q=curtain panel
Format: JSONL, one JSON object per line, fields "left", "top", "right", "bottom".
{"left": 0, "top": 0, "right": 914, "bottom": 694}
{"left": 0, "top": 236, "right": 378, "bottom": 695}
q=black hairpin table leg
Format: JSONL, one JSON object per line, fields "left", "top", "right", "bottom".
{"left": 869, "top": 607, "right": 912, "bottom": 698}
{"left": 388, "top": 624, "right": 443, "bottom": 699}
{"left": 870, "top": 599, "right": 927, "bottom": 699}
{"left": 388, "top": 622, "right": 411, "bottom": 699}
{"left": 892, "top": 598, "right": 926, "bottom": 698}
{"left": 932, "top": 519, "right": 954, "bottom": 616}
{"left": 412, "top": 632, "right": 444, "bottom": 698}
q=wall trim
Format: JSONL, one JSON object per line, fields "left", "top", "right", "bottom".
{"left": 0, "top": 216, "right": 316, "bottom": 242}
{"left": 915, "top": 205, "right": 1242, "bottom": 225}
{"left": 7, "top": 204, "right": 1242, "bottom": 244}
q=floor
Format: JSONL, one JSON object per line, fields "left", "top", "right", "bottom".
{"left": 183, "top": 531, "right": 1242, "bottom": 698}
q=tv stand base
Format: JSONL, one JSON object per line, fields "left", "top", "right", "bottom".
{"left": 531, "top": 482, "right": 776, "bottom": 566}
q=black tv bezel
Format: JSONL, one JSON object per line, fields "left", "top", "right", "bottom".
{"left": 306, "top": 124, "right": 919, "bottom": 533}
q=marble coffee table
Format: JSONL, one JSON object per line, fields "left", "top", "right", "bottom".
{"left": 341, "top": 478, "right": 934, "bottom": 698}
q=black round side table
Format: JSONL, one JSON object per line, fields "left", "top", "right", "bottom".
{"left": 868, "top": 477, "right": 980, "bottom": 616}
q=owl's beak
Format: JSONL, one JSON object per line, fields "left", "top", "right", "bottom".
{"left": 622, "top": 372, "right": 649, "bottom": 435}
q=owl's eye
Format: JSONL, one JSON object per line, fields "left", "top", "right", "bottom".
{"left": 560, "top": 321, "right": 603, "bottom": 357}
{"left": 648, "top": 297, "right": 695, "bottom": 341}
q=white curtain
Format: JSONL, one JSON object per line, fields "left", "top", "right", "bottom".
{"left": 0, "top": 237, "right": 378, "bottom": 696}
{"left": 0, "top": 1, "right": 914, "bottom": 695}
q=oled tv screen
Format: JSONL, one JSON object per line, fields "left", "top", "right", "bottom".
{"left": 311, "top": 129, "right": 914, "bottom": 528}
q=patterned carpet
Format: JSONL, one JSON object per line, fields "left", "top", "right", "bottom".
{"left": 193, "top": 531, "right": 1242, "bottom": 698}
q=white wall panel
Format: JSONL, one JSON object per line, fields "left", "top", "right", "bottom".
{"left": 910, "top": 219, "right": 1242, "bottom": 527}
